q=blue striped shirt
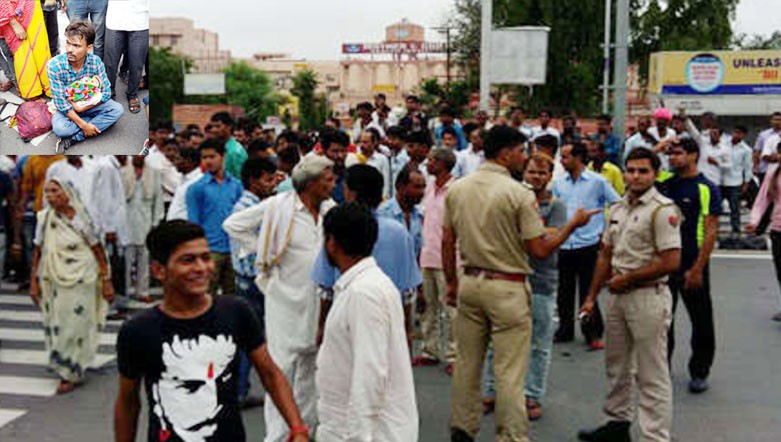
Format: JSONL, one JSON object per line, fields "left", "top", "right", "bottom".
{"left": 47, "top": 53, "right": 111, "bottom": 114}
{"left": 229, "top": 191, "right": 261, "bottom": 277}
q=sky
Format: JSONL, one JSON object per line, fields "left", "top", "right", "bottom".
{"left": 152, "top": 0, "right": 781, "bottom": 60}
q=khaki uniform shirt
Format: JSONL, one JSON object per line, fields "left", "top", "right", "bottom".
{"left": 602, "top": 186, "right": 681, "bottom": 282}
{"left": 443, "top": 162, "right": 545, "bottom": 275}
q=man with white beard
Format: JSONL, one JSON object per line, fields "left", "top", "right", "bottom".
{"left": 223, "top": 154, "right": 336, "bottom": 442}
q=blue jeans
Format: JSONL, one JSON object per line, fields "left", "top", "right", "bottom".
{"left": 484, "top": 293, "right": 558, "bottom": 401}
{"left": 65, "top": 0, "right": 108, "bottom": 60}
{"left": 52, "top": 99, "right": 124, "bottom": 141}
{"left": 721, "top": 185, "right": 742, "bottom": 234}
{"left": 236, "top": 274, "right": 265, "bottom": 400}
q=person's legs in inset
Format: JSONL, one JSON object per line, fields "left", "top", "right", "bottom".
{"left": 42, "top": 6, "right": 58, "bottom": 56}
{"left": 450, "top": 275, "right": 490, "bottom": 439}
{"left": 104, "top": 29, "right": 126, "bottom": 98}
{"left": 72, "top": 99, "right": 125, "bottom": 141}
{"left": 126, "top": 30, "right": 148, "bottom": 103}
{"left": 65, "top": 0, "right": 87, "bottom": 21}
{"left": 630, "top": 287, "right": 673, "bottom": 442}
{"left": 52, "top": 111, "right": 85, "bottom": 140}
{"left": 87, "top": 0, "right": 108, "bottom": 60}
{"left": 488, "top": 279, "right": 532, "bottom": 442}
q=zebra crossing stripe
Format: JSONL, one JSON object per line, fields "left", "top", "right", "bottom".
{"left": 0, "top": 328, "right": 117, "bottom": 346}
{"left": 0, "top": 376, "right": 59, "bottom": 397}
{"left": 0, "top": 349, "right": 115, "bottom": 368}
{"left": 0, "top": 408, "right": 26, "bottom": 428}
{"left": 0, "top": 310, "right": 122, "bottom": 327}
{"left": 0, "top": 295, "right": 32, "bottom": 306}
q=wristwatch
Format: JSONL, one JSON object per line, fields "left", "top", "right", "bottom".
{"left": 287, "top": 425, "right": 309, "bottom": 441}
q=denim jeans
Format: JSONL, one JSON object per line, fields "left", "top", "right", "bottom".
{"left": 236, "top": 273, "right": 265, "bottom": 400}
{"left": 51, "top": 99, "right": 124, "bottom": 141}
{"left": 65, "top": 0, "right": 108, "bottom": 60}
{"left": 483, "top": 293, "right": 558, "bottom": 401}
{"left": 105, "top": 28, "right": 148, "bottom": 100}
{"left": 0, "top": 38, "right": 15, "bottom": 85}
{"left": 721, "top": 185, "right": 742, "bottom": 234}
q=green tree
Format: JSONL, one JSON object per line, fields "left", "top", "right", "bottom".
{"left": 631, "top": 0, "right": 739, "bottom": 81}
{"left": 732, "top": 31, "right": 781, "bottom": 50}
{"left": 291, "top": 70, "right": 320, "bottom": 131}
{"left": 149, "top": 47, "right": 190, "bottom": 124}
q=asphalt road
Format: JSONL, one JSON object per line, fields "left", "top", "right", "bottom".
{"left": 0, "top": 10, "right": 148, "bottom": 155}
{"left": 0, "top": 254, "right": 779, "bottom": 441}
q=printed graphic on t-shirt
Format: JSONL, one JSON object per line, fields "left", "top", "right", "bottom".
{"left": 152, "top": 334, "right": 236, "bottom": 442}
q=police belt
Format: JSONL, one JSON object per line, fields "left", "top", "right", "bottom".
{"left": 463, "top": 267, "right": 526, "bottom": 283}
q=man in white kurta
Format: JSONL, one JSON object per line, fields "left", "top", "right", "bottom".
{"left": 316, "top": 255, "right": 419, "bottom": 441}
{"left": 222, "top": 154, "right": 336, "bottom": 442}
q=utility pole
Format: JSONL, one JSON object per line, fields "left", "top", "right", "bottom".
{"left": 479, "top": 0, "right": 492, "bottom": 111}
{"left": 602, "top": 0, "right": 612, "bottom": 114}
{"left": 433, "top": 24, "right": 455, "bottom": 99}
{"left": 612, "top": 0, "right": 629, "bottom": 144}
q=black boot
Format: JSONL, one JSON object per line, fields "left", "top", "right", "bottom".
{"left": 451, "top": 428, "right": 475, "bottom": 442}
{"left": 577, "top": 420, "right": 631, "bottom": 442}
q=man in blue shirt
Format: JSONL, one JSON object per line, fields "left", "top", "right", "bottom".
{"left": 435, "top": 106, "right": 468, "bottom": 151}
{"left": 187, "top": 139, "right": 244, "bottom": 297}
{"left": 49, "top": 21, "right": 124, "bottom": 153}
{"left": 320, "top": 129, "right": 349, "bottom": 203}
{"left": 553, "top": 142, "right": 621, "bottom": 348}
{"left": 313, "top": 165, "right": 422, "bottom": 346}
{"left": 377, "top": 167, "right": 426, "bottom": 257}
{"left": 590, "top": 114, "right": 622, "bottom": 167}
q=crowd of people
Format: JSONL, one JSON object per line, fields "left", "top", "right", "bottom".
{"left": 3, "top": 96, "right": 781, "bottom": 441}
{"left": 0, "top": 0, "right": 148, "bottom": 150}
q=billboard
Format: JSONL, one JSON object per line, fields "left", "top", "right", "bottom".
{"left": 184, "top": 73, "right": 226, "bottom": 95}
{"left": 489, "top": 27, "right": 549, "bottom": 85}
{"left": 649, "top": 50, "right": 781, "bottom": 95}
{"left": 342, "top": 42, "right": 447, "bottom": 54}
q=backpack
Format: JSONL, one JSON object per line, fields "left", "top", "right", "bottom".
{"left": 14, "top": 101, "right": 53, "bottom": 142}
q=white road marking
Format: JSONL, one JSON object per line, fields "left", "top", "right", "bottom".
{"left": 0, "top": 310, "right": 121, "bottom": 327}
{"left": 0, "top": 349, "right": 115, "bottom": 368}
{"left": 0, "top": 328, "right": 116, "bottom": 346}
{"left": 0, "top": 408, "right": 26, "bottom": 428}
{"left": 0, "top": 376, "right": 59, "bottom": 397}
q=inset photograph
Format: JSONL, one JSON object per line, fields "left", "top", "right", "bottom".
{"left": 0, "top": 0, "right": 148, "bottom": 154}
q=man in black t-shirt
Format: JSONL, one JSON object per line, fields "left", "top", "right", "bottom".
{"left": 114, "top": 220, "right": 309, "bottom": 442}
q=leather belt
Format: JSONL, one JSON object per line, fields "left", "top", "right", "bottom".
{"left": 631, "top": 280, "right": 666, "bottom": 289}
{"left": 464, "top": 267, "right": 526, "bottom": 283}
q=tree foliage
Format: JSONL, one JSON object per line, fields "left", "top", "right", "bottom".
{"left": 291, "top": 70, "right": 320, "bottom": 131}
{"left": 449, "top": 0, "right": 739, "bottom": 116}
{"left": 732, "top": 31, "right": 781, "bottom": 50}
{"left": 149, "top": 47, "right": 190, "bottom": 124}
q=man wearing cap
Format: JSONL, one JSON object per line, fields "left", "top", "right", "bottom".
{"left": 223, "top": 153, "right": 337, "bottom": 442}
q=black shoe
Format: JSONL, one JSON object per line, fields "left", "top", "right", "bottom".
{"left": 578, "top": 420, "right": 631, "bottom": 441}
{"left": 451, "top": 428, "right": 475, "bottom": 442}
{"left": 688, "top": 378, "right": 709, "bottom": 394}
{"left": 56, "top": 136, "right": 78, "bottom": 153}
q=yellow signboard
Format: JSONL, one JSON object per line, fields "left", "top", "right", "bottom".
{"left": 649, "top": 50, "right": 781, "bottom": 95}
{"left": 372, "top": 84, "right": 397, "bottom": 94}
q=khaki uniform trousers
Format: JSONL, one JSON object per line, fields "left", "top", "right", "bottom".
{"left": 451, "top": 273, "right": 532, "bottom": 442}
{"left": 604, "top": 285, "right": 673, "bottom": 442}
{"left": 421, "top": 268, "right": 458, "bottom": 362}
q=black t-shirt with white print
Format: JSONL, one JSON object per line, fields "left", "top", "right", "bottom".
{"left": 117, "top": 296, "right": 265, "bottom": 442}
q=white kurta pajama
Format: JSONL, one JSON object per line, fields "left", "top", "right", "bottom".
{"left": 316, "top": 257, "right": 419, "bottom": 442}
{"left": 222, "top": 191, "right": 334, "bottom": 442}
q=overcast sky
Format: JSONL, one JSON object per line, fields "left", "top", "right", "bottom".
{"left": 153, "top": 0, "right": 780, "bottom": 60}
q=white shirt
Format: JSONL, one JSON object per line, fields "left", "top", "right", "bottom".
{"left": 106, "top": 0, "right": 149, "bottom": 31}
{"left": 760, "top": 132, "right": 781, "bottom": 159}
{"left": 346, "top": 151, "right": 392, "bottom": 199}
{"left": 623, "top": 132, "right": 655, "bottom": 162}
{"left": 223, "top": 193, "right": 333, "bottom": 354}
{"left": 722, "top": 141, "right": 754, "bottom": 187}
{"left": 531, "top": 126, "right": 561, "bottom": 144}
{"left": 145, "top": 147, "right": 181, "bottom": 204}
{"left": 697, "top": 138, "right": 732, "bottom": 185}
{"left": 352, "top": 119, "right": 386, "bottom": 144}
{"left": 124, "top": 167, "right": 165, "bottom": 245}
{"left": 90, "top": 156, "right": 129, "bottom": 246}
{"left": 453, "top": 145, "right": 485, "bottom": 178}
{"left": 166, "top": 167, "right": 204, "bottom": 221}
{"left": 648, "top": 126, "right": 677, "bottom": 170}
{"left": 755, "top": 128, "right": 781, "bottom": 174}
{"left": 316, "top": 257, "right": 418, "bottom": 442}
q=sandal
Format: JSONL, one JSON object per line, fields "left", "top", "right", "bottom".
{"left": 128, "top": 97, "right": 141, "bottom": 114}
{"left": 56, "top": 380, "right": 76, "bottom": 395}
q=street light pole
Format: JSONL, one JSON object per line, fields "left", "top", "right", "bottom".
{"left": 479, "top": 0, "right": 492, "bottom": 111}
{"left": 602, "top": 0, "right": 612, "bottom": 114}
{"left": 612, "top": 0, "right": 629, "bottom": 143}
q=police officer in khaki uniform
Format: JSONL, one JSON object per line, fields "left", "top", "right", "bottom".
{"left": 443, "top": 125, "right": 598, "bottom": 442}
{"left": 578, "top": 147, "right": 682, "bottom": 442}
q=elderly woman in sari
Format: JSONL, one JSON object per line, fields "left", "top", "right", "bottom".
{"left": 0, "top": 0, "right": 52, "bottom": 99}
{"left": 30, "top": 179, "right": 114, "bottom": 394}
